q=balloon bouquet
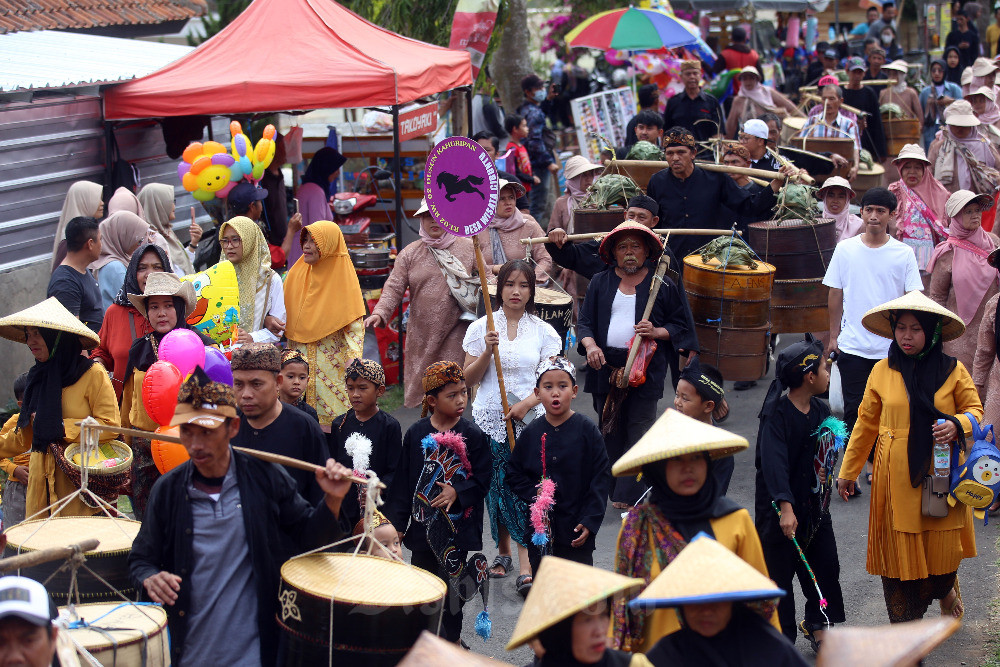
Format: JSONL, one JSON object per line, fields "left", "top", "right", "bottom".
{"left": 144, "top": 330, "right": 235, "bottom": 474}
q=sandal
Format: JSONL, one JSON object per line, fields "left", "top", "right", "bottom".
{"left": 611, "top": 501, "right": 631, "bottom": 510}
{"left": 489, "top": 554, "right": 513, "bottom": 579}
{"left": 516, "top": 574, "right": 533, "bottom": 599}
{"left": 865, "top": 472, "right": 873, "bottom": 485}
{"left": 799, "top": 620, "right": 823, "bottom": 653}
{"left": 940, "top": 582, "right": 964, "bottom": 620}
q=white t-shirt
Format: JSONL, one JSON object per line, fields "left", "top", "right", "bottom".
{"left": 607, "top": 290, "right": 637, "bottom": 349}
{"left": 823, "top": 235, "right": 922, "bottom": 359}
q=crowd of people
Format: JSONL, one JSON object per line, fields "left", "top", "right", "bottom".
{"left": 1, "top": 32, "right": 998, "bottom": 665}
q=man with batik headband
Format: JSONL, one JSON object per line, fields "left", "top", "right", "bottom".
{"left": 129, "top": 366, "right": 354, "bottom": 667}
{"left": 385, "top": 361, "right": 492, "bottom": 643}
{"left": 230, "top": 342, "right": 330, "bottom": 504}
{"left": 578, "top": 221, "right": 700, "bottom": 507}
{"left": 663, "top": 60, "right": 723, "bottom": 150}
{"left": 647, "top": 126, "right": 794, "bottom": 260}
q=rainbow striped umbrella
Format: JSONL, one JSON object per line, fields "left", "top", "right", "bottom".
{"left": 566, "top": 6, "right": 713, "bottom": 60}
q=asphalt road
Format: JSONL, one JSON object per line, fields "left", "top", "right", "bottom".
{"left": 389, "top": 341, "right": 999, "bottom": 666}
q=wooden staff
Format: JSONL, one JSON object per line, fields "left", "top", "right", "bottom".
{"left": 800, "top": 79, "right": 891, "bottom": 92}
{"left": 767, "top": 148, "right": 816, "bottom": 185}
{"left": 619, "top": 250, "right": 671, "bottom": 388}
{"left": 520, "top": 228, "right": 742, "bottom": 246}
{"left": 473, "top": 242, "right": 517, "bottom": 452}
{"left": 74, "top": 422, "right": 382, "bottom": 488}
{"left": 606, "top": 158, "right": 789, "bottom": 182}
{"left": 0, "top": 539, "right": 101, "bottom": 572}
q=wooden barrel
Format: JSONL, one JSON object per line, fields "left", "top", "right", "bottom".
{"left": 770, "top": 278, "right": 830, "bottom": 333}
{"left": 747, "top": 219, "right": 836, "bottom": 280}
{"left": 695, "top": 323, "right": 770, "bottom": 381}
{"left": 682, "top": 255, "right": 774, "bottom": 329}
{"left": 853, "top": 163, "right": 885, "bottom": 199}
{"left": 781, "top": 116, "right": 806, "bottom": 144}
{"left": 485, "top": 285, "right": 573, "bottom": 344}
{"left": 883, "top": 117, "right": 921, "bottom": 156}
{"left": 4, "top": 517, "right": 140, "bottom": 602}
{"left": 278, "top": 553, "right": 447, "bottom": 666}
{"left": 791, "top": 135, "right": 856, "bottom": 164}
{"left": 62, "top": 602, "right": 169, "bottom": 666}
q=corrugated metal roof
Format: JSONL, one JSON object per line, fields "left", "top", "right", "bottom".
{"left": 0, "top": 30, "right": 193, "bottom": 92}
{"left": 0, "top": 0, "right": 205, "bottom": 34}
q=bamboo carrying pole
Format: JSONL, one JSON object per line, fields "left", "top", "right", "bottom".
{"left": 801, "top": 92, "right": 866, "bottom": 116}
{"left": 473, "top": 243, "right": 517, "bottom": 452}
{"left": 74, "top": 422, "right": 383, "bottom": 488}
{"left": 520, "top": 228, "right": 742, "bottom": 246}
{"left": 604, "top": 158, "right": 789, "bottom": 182}
{"left": 618, "top": 250, "right": 671, "bottom": 388}
{"left": 0, "top": 539, "right": 100, "bottom": 573}
{"left": 767, "top": 148, "right": 816, "bottom": 185}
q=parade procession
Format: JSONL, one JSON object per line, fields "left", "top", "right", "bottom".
{"left": 4, "top": 0, "right": 1000, "bottom": 664}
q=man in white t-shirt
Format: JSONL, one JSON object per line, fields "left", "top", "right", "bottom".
{"left": 824, "top": 187, "right": 922, "bottom": 439}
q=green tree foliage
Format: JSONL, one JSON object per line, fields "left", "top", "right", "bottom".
{"left": 341, "top": 0, "right": 460, "bottom": 46}
{"left": 187, "top": 0, "right": 252, "bottom": 46}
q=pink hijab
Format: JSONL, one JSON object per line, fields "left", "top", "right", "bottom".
{"left": 820, "top": 197, "right": 864, "bottom": 240}
{"left": 419, "top": 220, "right": 456, "bottom": 249}
{"left": 927, "top": 213, "right": 997, "bottom": 325}
{"left": 107, "top": 187, "right": 144, "bottom": 218}
{"left": 890, "top": 159, "right": 951, "bottom": 232}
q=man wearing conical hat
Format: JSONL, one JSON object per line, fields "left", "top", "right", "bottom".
{"left": 578, "top": 222, "right": 699, "bottom": 507}
{"left": 634, "top": 535, "right": 807, "bottom": 666}
{"left": 0, "top": 298, "right": 120, "bottom": 518}
{"left": 507, "top": 556, "right": 653, "bottom": 666}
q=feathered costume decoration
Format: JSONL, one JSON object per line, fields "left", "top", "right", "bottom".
{"left": 530, "top": 433, "right": 557, "bottom": 546}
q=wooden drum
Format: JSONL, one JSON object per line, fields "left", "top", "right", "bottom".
{"left": 883, "top": 117, "right": 921, "bottom": 157}
{"left": 682, "top": 255, "right": 775, "bottom": 329}
{"left": 4, "top": 517, "right": 140, "bottom": 602}
{"left": 770, "top": 279, "right": 830, "bottom": 333}
{"left": 695, "top": 322, "right": 771, "bottom": 382}
{"left": 747, "top": 219, "right": 836, "bottom": 280}
{"left": 62, "top": 602, "right": 169, "bottom": 667}
{"left": 278, "top": 553, "right": 447, "bottom": 666}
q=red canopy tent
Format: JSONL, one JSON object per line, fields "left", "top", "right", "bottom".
{"left": 103, "top": 0, "right": 472, "bottom": 118}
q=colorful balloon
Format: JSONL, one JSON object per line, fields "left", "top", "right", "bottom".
{"left": 151, "top": 425, "right": 188, "bottom": 474}
{"left": 178, "top": 141, "right": 237, "bottom": 201}
{"left": 202, "top": 346, "right": 233, "bottom": 386}
{"left": 158, "top": 329, "right": 207, "bottom": 377}
{"left": 141, "top": 361, "right": 184, "bottom": 427}
{"left": 181, "top": 261, "right": 241, "bottom": 343}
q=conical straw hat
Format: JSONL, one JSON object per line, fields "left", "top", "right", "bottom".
{"left": 631, "top": 534, "right": 784, "bottom": 610}
{"left": 400, "top": 631, "right": 515, "bottom": 666}
{"left": 598, "top": 220, "right": 664, "bottom": 265}
{"left": 816, "top": 617, "right": 959, "bottom": 666}
{"left": 861, "top": 290, "right": 965, "bottom": 343}
{"left": 506, "top": 556, "right": 645, "bottom": 650}
{"left": 612, "top": 408, "right": 748, "bottom": 477}
{"left": 0, "top": 297, "right": 100, "bottom": 349}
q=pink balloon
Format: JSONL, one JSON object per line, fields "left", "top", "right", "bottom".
{"left": 158, "top": 329, "right": 206, "bottom": 377}
{"left": 215, "top": 181, "right": 237, "bottom": 199}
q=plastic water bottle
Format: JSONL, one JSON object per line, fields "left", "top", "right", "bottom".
{"left": 828, "top": 26, "right": 836, "bottom": 42}
{"left": 934, "top": 419, "right": 951, "bottom": 478}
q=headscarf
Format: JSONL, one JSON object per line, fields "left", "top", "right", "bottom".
{"left": 301, "top": 147, "right": 347, "bottom": 197}
{"left": 112, "top": 242, "right": 173, "bottom": 309}
{"left": 886, "top": 309, "right": 964, "bottom": 487}
{"left": 218, "top": 216, "right": 273, "bottom": 333}
{"left": 969, "top": 79, "right": 1000, "bottom": 126}
{"left": 345, "top": 357, "right": 386, "bottom": 387}
{"left": 283, "top": 220, "right": 365, "bottom": 344}
{"left": 819, "top": 189, "right": 865, "bottom": 240}
{"left": 646, "top": 604, "right": 792, "bottom": 667}
{"left": 945, "top": 47, "right": 964, "bottom": 86}
{"left": 490, "top": 204, "right": 526, "bottom": 233}
{"left": 642, "top": 455, "right": 741, "bottom": 541}
{"left": 90, "top": 211, "right": 152, "bottom": 272}
{"left": 17, "top": 328, "right": 94, "bottom": 452}
{"left": 736, "top": 76, "right": 777, "bottom": 111}
{"left": 535, "top": 610, "right": 621, "bottom": 666}
{"left": 107, "top": 187, "right": 144, "bottom": 217}
{"left": 418, "top": 219, "right": 456, "bottom": 249}
{"left": 563, "top": 173, "right": 591, "bottom": 231}
{"left": 138, "top": 183, "right": 194, "bottom": 275}
{"left": 926, "top": 211, "right": 996, "bottom": 325}
{"left": 889, "top": 159, "right": 951, "bottom": 238}
{"left": 52, "top": 181, "right": 103, "bottom": 267}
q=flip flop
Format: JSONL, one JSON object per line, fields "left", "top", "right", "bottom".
{"left": 940, "top": 581, "right": 964, "bottom": 620}
{"left": 516, "top": 574, "right": 533, "bottom": 599}
{"left": 489, "top": 554, "right": 513, "bottom": 579}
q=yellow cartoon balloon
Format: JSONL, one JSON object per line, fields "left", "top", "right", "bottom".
{"left": 181, "top": 261, "right": 241, "bottom": 343}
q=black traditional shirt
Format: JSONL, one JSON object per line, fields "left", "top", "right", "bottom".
{"left": 663, "top": 91, "right": 724, "bottom": 143}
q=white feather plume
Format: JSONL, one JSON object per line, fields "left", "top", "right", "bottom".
{"left": 344, "top": 432, "right": 373, "bottom": 473}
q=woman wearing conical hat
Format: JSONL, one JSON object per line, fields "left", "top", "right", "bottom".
{"left": 837, "top": 291, "right": 981, "bottom": 623}
{"left": 507, "top": 556, "right": 653, "bottom": 666}
{"left": 634, "top": 535, "right": 807, "bottom": 666}
{"left": 609, "top": 409, "right": 779, "bottom": 652}
{"left": 0, "top": 298, "right": 121, "bottom": 518}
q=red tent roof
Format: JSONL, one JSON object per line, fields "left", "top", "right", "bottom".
{"left": 103, "top": 0, "right": 472, "bottom": 119}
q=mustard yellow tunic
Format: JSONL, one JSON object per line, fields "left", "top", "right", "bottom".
{"left": 121, "top": 370, "right": 158, "bottom": 433}
{"left": 615, "top": 508, "right": 780, "bottom": 653}
{"left": 838, "top": 360, "right": 981, "bottom": 581}
{"left": 0, "top": 365, "right": 120, "bottom": 518}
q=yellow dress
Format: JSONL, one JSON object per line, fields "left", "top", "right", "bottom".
{"left": 614, "top": 508, "right": 780, "bottom": 653}
{"left": 838, "top": 360, "right": 981, "bottom": 581}
{"left": 0, "top": 365, "right": 120, "bottom": 518}
{"left": 291, "top": 317, "right": 365, "bottom": 423}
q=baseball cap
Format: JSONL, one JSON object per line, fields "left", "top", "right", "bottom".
{"left": 227, "top": 181, "right": 269, "bottom": 211}
{"left": 170, "top": 366, "right": 239, "bottom": 429}
{"left": 0, "top": 576, "right": 55, "bottom": 627}
{"left": 847, "top": 56, "right": 866, "bottom": 71}
{"left": 742, "top": 119, "right": 770, "bottom": 140}
{"left": 823, "top": 48, "right": 838, "bottom": 60}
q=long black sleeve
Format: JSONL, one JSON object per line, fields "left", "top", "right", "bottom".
{"left": 578, "top": 417, "right": 612, "bottom": 535}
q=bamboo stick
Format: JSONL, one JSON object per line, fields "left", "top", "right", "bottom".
{"left": 520, "top": 228, "right": 742, "bottom": 246}
{"left": 801, "top": 92, "right": 866, "bottom": 116}
{"left": 603, "top": 158, "right": 788, "bottom": 182}
{"left": 0, "top": 539, "right": 101, "bottom": 572}
{"left": 767, "top": 148, "right": 816, "bottom": 185}
{"left": 801, "top": 79, "right": 891, "bottom": 92}
{"left": 473, "top": 243, "right": 517, "bottom": 452}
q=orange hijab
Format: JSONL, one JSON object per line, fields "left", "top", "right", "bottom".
{"left": 284, "top": 220, "right": 364, "bottom": 343}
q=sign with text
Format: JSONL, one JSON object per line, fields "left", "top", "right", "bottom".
{"left": 424, "top": 136, "right": 498, "bottom": 237}
{"left": 398, "top": 102, "right": 438, "bottom": 142}
{"left": 449, "top": 0, "right": 499, "bottom": 78}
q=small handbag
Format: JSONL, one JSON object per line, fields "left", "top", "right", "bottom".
{"left": 921, "top": 475, "right": 951, "bottom": 518}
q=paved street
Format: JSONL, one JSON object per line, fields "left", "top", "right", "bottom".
{"left": 389, "top": 341, "right": 999, "bottom": 665}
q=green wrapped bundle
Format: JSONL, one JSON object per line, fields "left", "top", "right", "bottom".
{"left": 772, "top": 182, "right": 819, "bottom": 223}
{"left": 880, "top": 102, "right": 905, "bottom": 119}
{"left": 580, "top": 174, "right": 642, "bottom": 209}
{"left": 859, "top": 149, "right": 874, "bottom": 170}
{"left": 626, "top": 140, "right": 664, "bottom": 161}
{"left": 697, "top": 235, "right": 758, "bottom": 269}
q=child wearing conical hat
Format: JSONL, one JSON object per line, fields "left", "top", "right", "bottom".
{"left": 634, "top": 535, "right": 807, "bottom": 666}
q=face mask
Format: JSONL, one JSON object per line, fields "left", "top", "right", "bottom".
{"left": 881, "top": 33, "right": 893, "bottom": 45}
{"left": 534, "top": 89, "right": 546, "bottom": 103}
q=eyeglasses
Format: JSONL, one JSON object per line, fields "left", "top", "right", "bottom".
{"left": 221, "top": 236, "right": 242, "bottom": 247}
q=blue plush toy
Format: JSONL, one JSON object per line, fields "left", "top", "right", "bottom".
{"left": 948, "top": 415, "right": 1000, "bottom": 524}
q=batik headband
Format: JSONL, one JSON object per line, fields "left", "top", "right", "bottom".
{"left": 678, "top": 363, "right": 724, "bottom": 404}
{"left": 177, "top": 366, "right": 238, "bottom": 411}
{"left": 664, "top": 129, "right": 697, "bottom": 150}
{"left": 423, "top": 360, "right": 465, "bottom": 393}
{"left": 346, "top": 357, "right": 386, "bottom": 387}
{"left": 535, "top": 355, "right": 576, "bottom": 383}
{"left": 722, "top": 142, "right": 751, "bottom": 162}
{"left": 352, "top": 509, "right": 392, "bottom": 536}
{"left": 230, "top": 342, "right": 281, "bottom": 372}
{"left": 280, "top": 348, "right": 308, "bottom": 368}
